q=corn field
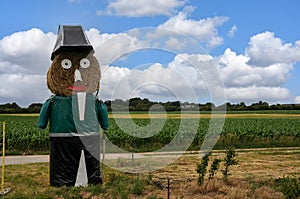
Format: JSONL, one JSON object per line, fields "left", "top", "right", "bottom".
{"left": 0, "top": 113, "right": 300, "bottom": 153}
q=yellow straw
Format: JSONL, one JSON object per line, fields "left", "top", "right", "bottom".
{"left": 2, "top": 122, "right": 5, "bottom": 191}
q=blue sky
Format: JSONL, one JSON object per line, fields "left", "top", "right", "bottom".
{"left": 0, "top": 0, "right": 300, "bottom": 106}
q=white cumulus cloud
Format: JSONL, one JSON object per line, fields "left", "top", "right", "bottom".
{"left": 97, "top": 0, "right": 188, "bottom": 17}
{"left": 245, "top": 31, "right": 300, "bottom": 66}
{"left": 219, "top": 48, "right": 293, "bottom": 88}
{"left": 228, "top": 25, "right": 238, "bottom": 38}
{"left": 0, "top": 27, "right": 299, "bottom": 106}
{"left": 158, "top": 9, "right": 229, "bottom": 50}
{"left": 0, "top": 28, "right": 55, "bottom": 74}
{"left": 0, "top": 28, "right": 55, "bottom": 106}
{"left": 217, "top": 47, "right": 294, "bottom": 104}
{"left": 295, "top": 96, "right": 300, "bottom": 104}
{"left": 225, "top": 86, "right": 292, "bottom": 104}
{"left": 100, "top": 53, "right": 223, "bottom": 104}
{"left": 0, "top": 73, "right": 50, "bottom": 106}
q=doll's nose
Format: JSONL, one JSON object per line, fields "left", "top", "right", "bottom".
{"left": 74, "top": 69, "right": 83, "bottom": 82}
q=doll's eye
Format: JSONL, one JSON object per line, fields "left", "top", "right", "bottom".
{"left": 80, "top": 58, "right": 90, "bottom": 68}
{"left": 61, "top": 59, "right": 72, "bottom": 69}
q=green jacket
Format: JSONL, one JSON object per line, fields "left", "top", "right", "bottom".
{"left": 38, "top": 94, "right": 109, "bottom": 137}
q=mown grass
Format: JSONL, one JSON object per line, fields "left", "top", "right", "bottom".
{"left": 1, "top": 163, "right": 153, "bottom": 199}
{"left": 1, "top": 148, "right": 299, "bottom": 198}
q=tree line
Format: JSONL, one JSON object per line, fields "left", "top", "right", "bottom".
{"left": 1, "top": 98, "right": 300, "bottom": 114}
{"left": 0, "top": 102, "right": 42, "bottom": 114}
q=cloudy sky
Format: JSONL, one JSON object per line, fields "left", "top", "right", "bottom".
{"left": 1, "top": 0, "right": 299, "bottom": 107}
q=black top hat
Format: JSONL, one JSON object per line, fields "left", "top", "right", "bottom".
{"left": 51, "top": 25, "right": 94, "bottom": 60}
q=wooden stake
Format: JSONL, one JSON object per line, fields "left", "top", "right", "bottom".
{"left": 167, "top": 178, "right": 170, "bottom": 199}
{"left": 0, "top": 122, "right": 11, "bottom": 196}
{"left": 1, "top": 122, "right": 5, "bottom": 192}
{"left": 102, "top": 132, "right": 105, "bottom": 181}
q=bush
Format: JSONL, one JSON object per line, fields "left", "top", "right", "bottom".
{"left": 274, "top": 177, "right": 300, "bottom": 199}
{"left": 209, "top": 158, "right": 221, "bottom": 180}
{"left": 132, "top": 176, "right": 145, "bottom": 196}
{"left": 196, "top": 152, "right": 210, "bottom": 185}
{"left": 222, "top": 148, "right": 238, "bottom": 182}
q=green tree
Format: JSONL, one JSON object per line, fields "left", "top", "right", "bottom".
{"left": 196, "top": 153, "right": 210, "bottom": 185}
{"left": 222, "top": 148, "right": 238, "bottom": 182}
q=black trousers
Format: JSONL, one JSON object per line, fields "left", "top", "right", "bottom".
{"left": 50, "top": 135, "right": 102, "bottom": 187}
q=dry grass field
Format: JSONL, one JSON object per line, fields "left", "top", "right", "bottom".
{"left": 1, "top": 147, "right": 299, "bottom": 198}
{"left": 148, "top": 147, "right": 300, "bottom": 199}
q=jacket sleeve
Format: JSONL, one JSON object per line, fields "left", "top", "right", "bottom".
{"left": 95, "top": 100, "right": 109, "bottom": 131}
{"left": 38, "top": 98, "right": 52, "bottom": 129}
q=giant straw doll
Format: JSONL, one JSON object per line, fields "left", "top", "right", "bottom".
{"left": 38, "top": 25, "right": 109, "bottom": 187}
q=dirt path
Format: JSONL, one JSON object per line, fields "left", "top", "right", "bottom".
{"left": 2, "top": 147, "right": 299, "bottom": 166}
